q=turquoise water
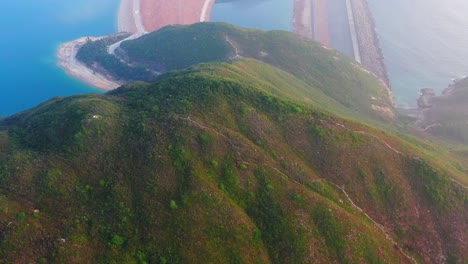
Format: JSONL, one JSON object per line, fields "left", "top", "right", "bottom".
{"left": 2, "top": 0, "right": 467, "bottom": 115}
{"left": 0, "top": 0, "right": 119, "bottom": 116}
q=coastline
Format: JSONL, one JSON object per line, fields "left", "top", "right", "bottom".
{"left": 57, "top": 0, "right": 217, "bottom": 91}
{"left": 56, "top": 37, "right": 122, "bottom": 91}
{"left": 56, "top": 0, "right": 140, "bottom": 91}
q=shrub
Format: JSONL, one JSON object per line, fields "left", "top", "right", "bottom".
{"left": 210, "top": 160, "right": 219, "bottom": 168}
{"left": 310, "top": 124, "right": 325, "bottom": 139}
{"left": 17, "top": 211, "right": 26, "bottom": 221}
{"left": 169, "top": 200, "right": 178, "bottom": 210}
{"left": 111, "top": 235, "right": 125, "bottom": 247}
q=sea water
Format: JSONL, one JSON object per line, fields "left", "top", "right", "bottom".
{"left": 0, "top": 0, "right": 120, "bottom": 116}
{"left": 212, "top": 0, "right": 468, "bottom": 107}
{"left": 369, "top": 0, "right": 468, "bottom": 107}
{"left": 2, "top": 0, "right": 467, "bottom": 116}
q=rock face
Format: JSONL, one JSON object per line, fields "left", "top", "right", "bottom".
{"left": 417, "top": 88, "right": 436, "bottom": 108}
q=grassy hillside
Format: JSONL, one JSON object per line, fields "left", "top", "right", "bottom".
{"left": 0, "top": 62, "right": 466, "bottom": 263}
{"left": 80, "top": 23, "right": 394, "bottom": 124}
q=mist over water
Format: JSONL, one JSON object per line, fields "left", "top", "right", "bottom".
{"left": 368, "top": 0, "right": 468, "bottom": 107}
{"left": 211, "top": 0, "right": 468, "bottom": 107}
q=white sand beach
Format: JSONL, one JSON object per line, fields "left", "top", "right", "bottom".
{"left": 56, "top": 37, "right": 122, "bottom": 90}
{"left": 56, "top": 0, "right": 140, "bottom": 90}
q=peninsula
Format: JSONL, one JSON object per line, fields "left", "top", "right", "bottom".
{"left": 57, "top": 0, "right": 216, "bottom": 90}
{"left": 59, "top": 0, "right": 389, "bottom": 91}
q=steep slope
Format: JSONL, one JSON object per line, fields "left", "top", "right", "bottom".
{"left": 0, "top": 62, "right": 466, "bottom": 263}
{"left": 80, "top": 22, "right": 394, "bottom": 124}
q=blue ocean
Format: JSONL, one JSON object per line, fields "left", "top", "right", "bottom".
{"left": 1, "top": 0, "right": 467, "bottom": 116}
{"left": 0, "top": 0, "right": 119, "bottom": 116}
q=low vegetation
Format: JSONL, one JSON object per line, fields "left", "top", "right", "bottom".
{"left": 0, "top": 23, "right": 465, "bottom": 263}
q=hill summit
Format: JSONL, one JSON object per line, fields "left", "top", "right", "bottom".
{"left": 0, "top": 23, "right": 466, "bottom": 263}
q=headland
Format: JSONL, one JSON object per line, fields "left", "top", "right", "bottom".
{"left": 57, "top": 0, "right": 216, "bottom": 90}
{"left": 56, "top": 37, "right": 122, "bottom": 90}
{"left": 60, "top": 0, "right": 389, "bottom": 92}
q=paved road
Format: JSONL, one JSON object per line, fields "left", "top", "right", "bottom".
{"left": 109, "top": 0, "right": 147, "bottom": 55}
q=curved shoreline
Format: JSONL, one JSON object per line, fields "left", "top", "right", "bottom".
{"left": 57, "top": 0, "right": 140, "bottom": 91}
{"left": 57, "top": 0, "right": 217, "bottom": 91}
{"left": 56, "top": 37, "right": 122, "bottom": 91}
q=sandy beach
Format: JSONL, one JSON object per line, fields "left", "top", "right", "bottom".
{"left": 57, "top": 0, "right": 141, "bottom": 91}
{"left": 56, "top": 37, "right": 122, "bottom": 90}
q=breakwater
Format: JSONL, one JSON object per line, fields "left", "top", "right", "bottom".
{"left": 349, "top": 0, "right": 390, "bottom": 87}
{"left": 296, "top": 0, "right": 390, "bottom": 88}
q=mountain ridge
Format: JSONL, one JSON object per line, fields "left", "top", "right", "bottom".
{"left": 0, "top": 23, "right": 466, "bottom": 263}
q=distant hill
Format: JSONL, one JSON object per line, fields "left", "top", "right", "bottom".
{"left": 79, "top": 23, "right": 394, "bottom": 124}
{"left": 0, "top": 23, "right": 466, "bottom": 263}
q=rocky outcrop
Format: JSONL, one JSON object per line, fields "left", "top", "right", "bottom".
{"left": 417, "top": 88, "right": 435, "bottom": 108}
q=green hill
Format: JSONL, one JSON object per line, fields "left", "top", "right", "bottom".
{"left": 0, "top": 59, "right": 466, "bottom": 263}
{"left": 80, "top": 23, "right": 394, "bottom": 125}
